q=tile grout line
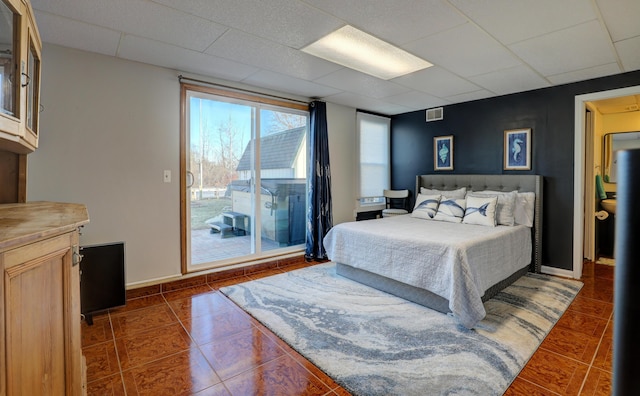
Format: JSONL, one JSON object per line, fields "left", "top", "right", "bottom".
{"left": 514, "top": 376, "right": 563, "bottom": 395}
{"left": 108, "top": 296, "right": 201, "bottom": 393}
{"left": 576, "top": 308, "right": 615, "bottom": 394}
{"left": 108, "top": 310, "right": 129, "bottom": 396}
{"left": 573, "top": 265, "right": 615, "bottom": 395}
{"left": 160, "top": 289, "right": 236, "bottom": 395}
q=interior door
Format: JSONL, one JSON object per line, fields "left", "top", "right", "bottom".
{"left": 584, "top": 109, "right": 595, "bottom": 260}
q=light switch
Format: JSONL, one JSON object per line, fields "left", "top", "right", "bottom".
{"left": 163, "top": 170, "right": 171, "bottom": 183}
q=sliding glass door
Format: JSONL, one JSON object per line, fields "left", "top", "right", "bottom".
{"left": 181, "top": 85, "right": 308, "bottom": 272}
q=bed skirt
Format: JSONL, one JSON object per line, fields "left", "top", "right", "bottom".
{"left": 336, "top": 263, "right": 530, "bottom": 314}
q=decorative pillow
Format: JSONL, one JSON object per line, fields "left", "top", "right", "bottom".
{"left": 463, "top": 196, "right": 497, "bottom": 227}
{"left": 420, "top": 186, "right": 466, "bottom": 199}
{"left": 411, "top": 194, "right": 441, "bottom": 220}
{"left": 514, "top": 192, "right": 535, "bottom": 227}
{"left": 433, "top": 197, "right": 466, "bottom": 223}
{"left": 468, "top": 190, "right": 517, "bottom": 226}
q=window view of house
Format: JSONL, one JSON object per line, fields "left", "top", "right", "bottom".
{"left": 185, "top": 89, "right": 308, "bottom": 268}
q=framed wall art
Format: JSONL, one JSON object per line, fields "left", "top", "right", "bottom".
{"left": 504, "top": 128, "right": 531, "bottom": 170}
{"left": 434, "top": 135, "right": 453, "bottom": 171}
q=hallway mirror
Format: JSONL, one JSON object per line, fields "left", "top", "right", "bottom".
{"left": 603, "top": 131, "right": 640, "bottom": 183}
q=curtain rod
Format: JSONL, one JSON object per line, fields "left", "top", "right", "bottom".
{"left": 178, "top": 75, "right": 310, "bottom": 105}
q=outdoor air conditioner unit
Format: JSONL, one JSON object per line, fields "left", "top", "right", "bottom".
{"left": 426, "top": 107, "right": 443, "bottom": 122}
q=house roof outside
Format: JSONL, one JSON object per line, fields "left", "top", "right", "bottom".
{"left": 236, "top": 127, "right": 305, "bottom": 171}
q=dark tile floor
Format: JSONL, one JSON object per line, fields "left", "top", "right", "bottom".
{"left": 82, "top": 260, "right": 613, "bottom": 395}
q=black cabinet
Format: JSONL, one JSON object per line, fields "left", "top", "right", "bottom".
{"left": 80, "top": 242, "right": 126, "bottom": 324}
{"left": 597, "top": 214, "right": 615, "bottom": 257}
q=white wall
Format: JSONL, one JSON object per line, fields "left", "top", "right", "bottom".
{"left": 28, "top": 45, "right": 357, "bottom": 286}
{"left": 28, "top": 45, "right": 181, "bottom": 285}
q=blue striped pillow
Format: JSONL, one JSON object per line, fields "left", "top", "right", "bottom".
{"left": 433, "top": 197, "right": 466, "bottom": 223}
{"left": 411, "top": 194, "right": 441, "bottom": 220}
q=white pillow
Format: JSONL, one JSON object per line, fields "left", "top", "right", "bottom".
{"left": 433, "top": 197, "right": 466, "bottom": 223}
{"left": 411, "top": 194, "right": 441, "bottom": 220}
{"left": 420, "top": 186, "right": 466, "bottom": 199}
{"left": 514, "top": 192, "right": 535, "bottom": 227}
{"left": 463, "top": 196, "right": 497, "bottom": 227}
{"left": 468, "top": 190, "right": 517, "bottom": 226}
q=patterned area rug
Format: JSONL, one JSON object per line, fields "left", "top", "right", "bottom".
{"left": 221, "top": 263, "right": 582, "bottom": 396}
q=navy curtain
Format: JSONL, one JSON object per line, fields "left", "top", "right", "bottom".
{"left": 305, "top": 101, "right": 332, "bottom": 261}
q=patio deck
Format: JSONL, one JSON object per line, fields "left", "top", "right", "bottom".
{"left": 190, "top": 228, "right": 283, "bottom": 264}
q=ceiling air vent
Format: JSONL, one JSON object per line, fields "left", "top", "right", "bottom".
{"left": 426, "top": 107, "right": 443, "bottom": 122}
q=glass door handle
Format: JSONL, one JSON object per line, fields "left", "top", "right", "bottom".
{"left": 186, "top": 171, "right": 194, "bottom": 188}
{"left": 21, "top": 72, "right": 30, "bottom": 87}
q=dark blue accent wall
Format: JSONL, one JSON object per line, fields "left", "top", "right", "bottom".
{"left": 391, "top": 70, "right": 640, "bottom": 271}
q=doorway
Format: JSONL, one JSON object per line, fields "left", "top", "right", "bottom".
{"left": 180, "top": 84, "right": 309, "bottom": 273}
{"left": 573, "top": 85, "right": 640, "bottom": 279}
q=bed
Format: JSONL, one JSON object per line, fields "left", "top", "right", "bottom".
{"left": 323, "top": 174, "right": 543, "bottom": 328}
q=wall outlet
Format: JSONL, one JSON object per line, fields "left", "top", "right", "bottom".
{"left": 163, "top": 170, "right": 171, "bottom": 183}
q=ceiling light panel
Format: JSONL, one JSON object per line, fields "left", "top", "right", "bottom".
{"left": 302, "top": 25, "right": 432, "bottom": 80}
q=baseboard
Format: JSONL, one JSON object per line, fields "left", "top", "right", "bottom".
{"left": 125, "top": 251, "right": 306, "bottom": 290}
{"left": 541, "top": 265, "right": 577, "bottom": 279}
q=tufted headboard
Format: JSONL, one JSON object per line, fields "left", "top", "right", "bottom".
{"left": 416, "top": 174, "right": 543, "bottom": 273}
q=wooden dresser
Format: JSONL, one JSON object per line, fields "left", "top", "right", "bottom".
{"left": 0, "top": 202, "right": 89, "bottom": 395}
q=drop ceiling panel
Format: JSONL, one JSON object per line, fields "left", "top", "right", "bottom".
{"left": 596, "top": 0, "right": 640, "bottom": 42}
{"left": 303, "top": 0, "right": 467, "bottom": 46}
{"left": 33, "top": 11, "right": 121, "bottom": 56}
{"left": 313, "top": 69, "right": 411, "bottom": 99}
{"left": 509, "top": 20, "right": 618, "bottom": 77}
{"left": 152, "top": 0, "right": 342, "bottom": 49}
{"left": 547, "top": 63, "right": 622, "bottom": 85}
{"left": 205, "top": 29, "right": 343, "bottom": 81}
{"left": 118, "top": 36, "right": 259, "bottom": 82}
{"left": 615, "top": 36, "right": 640, "bottom": 72}
{"left": 324, "top": 92, "right": 413, "bottom": 115}
{"left": 384, "top": 90, "right": 449, "bottom": 112}
{"left": 32, "top": 0, "right": 227, "bottom": 51}
{"left": 404, "top": 23, "right": 522, "bottom": 78}
{"left": 469, "top": 65, "right": 550, "bottom": 95}
{"left": 444, "top": 89, "right": 495, "bottom": 104}
{"left": 242, "top": 70, "right": 342, "bottom": 98}
{"left": 449, "top": 0, "right": 596, "bottom": 45}
{"left": 393, "top": 67, "right": 481, "bottom": 98}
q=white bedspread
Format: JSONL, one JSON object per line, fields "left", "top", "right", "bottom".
{"left": 323, "top": 215, "right": 532, "bottom": 328}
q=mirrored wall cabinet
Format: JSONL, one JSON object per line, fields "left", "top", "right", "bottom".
{"left": 602, "top": 131, "right": 640, "bottom": 184}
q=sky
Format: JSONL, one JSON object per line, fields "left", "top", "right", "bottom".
{"left": 189, "top": 96, "right": 307, "bottom": 161}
